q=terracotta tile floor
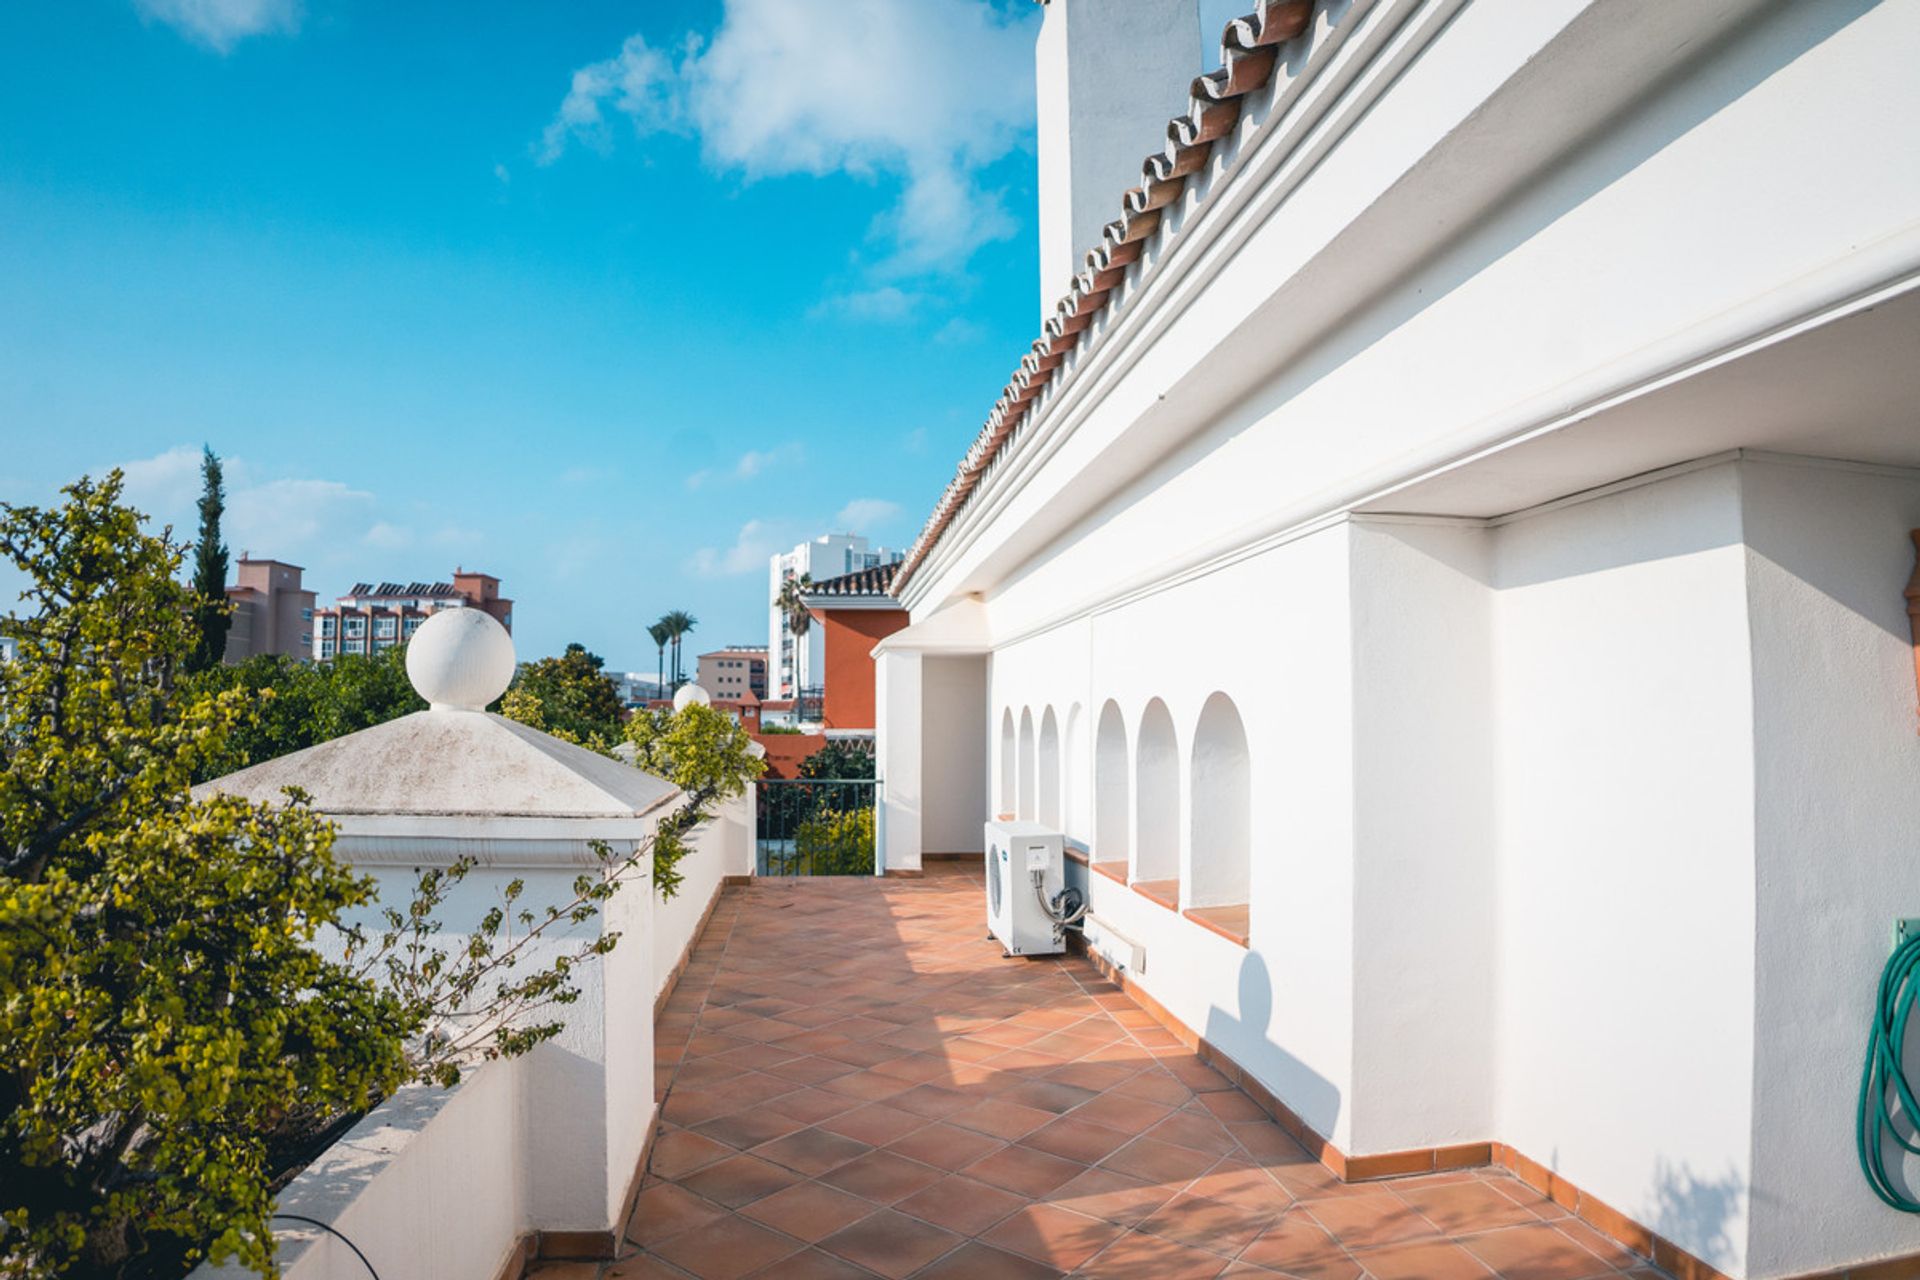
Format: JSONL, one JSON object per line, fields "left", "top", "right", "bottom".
{"left": 532, "top": 866, "right": 1671, "bottom": 1280}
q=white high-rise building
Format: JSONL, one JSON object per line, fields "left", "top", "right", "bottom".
{"left": 768, "top": 533, "right": 901, "bottom": 703}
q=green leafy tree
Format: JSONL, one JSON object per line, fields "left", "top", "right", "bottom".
{"left": 799, "top": 736, "right": 875, "bottom": 781}
{"left": 503, "top": 643, "right": 624, "bottom": 751}
{"left": 0, "top": 478, "right": 774, "bottom": 1279}
{"left": 185, "top": 446, "right": 229, "bottom": 673}
{"left": 186, "top": 647, "right": 426, "bottom": 778}
{"left": 0, "top": 475, "right": 415, "bottom": 1279}
{"left": 622, "top": 703, "right": 764, "bottom": 897}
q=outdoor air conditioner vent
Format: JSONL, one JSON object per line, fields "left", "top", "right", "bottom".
{"left": 983, "top": 819, "right": 1066, "bottom": 958}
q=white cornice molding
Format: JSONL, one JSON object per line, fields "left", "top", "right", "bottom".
{"left": 903, "top": 0, "right": 1429, "bottom": 611}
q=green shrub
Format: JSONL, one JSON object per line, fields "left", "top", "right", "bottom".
{"left": 793, "top": 807, "right": 875, "bottom": 876}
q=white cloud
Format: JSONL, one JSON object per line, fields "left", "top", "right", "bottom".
{"left": 687, "top": 443, "right": 802, "bottom": 490}
{"left": 116, "top": 445, "right": 206, "bottom": 530}
{"left": 834, "top": 498, "right": 902, "bottom": 533}
{"left": 538, "top": 34, "right": 681, "bottom": 164}
{"left": 227, "top": 478, "right": 375, "bottom": 551}
{"left": 539, "top": 0, "right": 1036, "bottom": 273}
{"left": 431, "top": 524, "right": 485, "bottom": 550}
{"left": 364, "top": 521, "right": 413, "bottom": 550}
{"left": 932, "top": 316, "right": 987, "bottom": 345}
{"left": 132, "top": 0, "right": 301, "bottom": 52}
{"left": 688, "top": 520, "right": 783, "bottom": 577}
{"left": 550, "top": 531, "right": 610, "bottom": 582}
{"left": 107, "top": 446, "right": 375, "bottom": 560}
{"left": 809, "top": 286, "right": 926, "bottom": 324}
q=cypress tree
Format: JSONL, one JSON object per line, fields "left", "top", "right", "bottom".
{"left": 187, "top": 445, "right": 230, "bottom": 671}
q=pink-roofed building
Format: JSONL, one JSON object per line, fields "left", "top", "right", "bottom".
{"left": 312, "top": 569, "right": 512, "bottom": 661}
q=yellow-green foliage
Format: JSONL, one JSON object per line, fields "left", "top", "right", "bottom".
{"left": 0, "top": 476, "right": 416, "bottom": 1279}
{"left": 622, "top": 704, "right": 765, "bottom": 897}
{"left": 794, "top": 807, "right": 876, "bottom": 876}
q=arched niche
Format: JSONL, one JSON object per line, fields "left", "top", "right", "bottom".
{"left": 1094, "top": 701, "right": 1130, "bottom": 866}
{"left": 1134, "top": 698, "right": 1180, "bottom": 892}
{"left": 1038, "top": 708, "right": 1061, "bottom": 828}
{"left": 1190, "top": 693, "right": 1251, "bottom": 909}
{"left": 1018, "top": 708, "right": 1037, "bottom": 821}
{"left": 1063, "top": 703, "right": 1084, "bottom": 841}
{"left": 999, "top": 708, "right": 1016, "bottom": 816}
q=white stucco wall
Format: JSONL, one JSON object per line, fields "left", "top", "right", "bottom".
{"left": 202, "top": 797, "right": 749, "bottom": 1280}
{"left": 922, "top": 655, "right": 990, "bottom": 856}
{"left": 197, "top": 1066, "right": 528, "bottom": 1280}
{"left": 1347, "top": 520, "right": 1497, "bottom": 1154}
{"left": 878, "top": 1, "right": 1920, "bottom": 1274}
{"left": 1741, "top": 458, "right": 1920, "bottom": 1278}
{"left": 876, "top": 650, "right": 923, "bottom": 873}
{"left": 654, "top": 789, "right": 752, "bottom": 999}
{"left": 1490, "top": 463, "right": 1759, "bottom": 1276}
{"left": 911, "top": 0, "right": 1919, "bottom": 633}
{"left": 995, "top": 524, "right": 1359, "bottom": 1147}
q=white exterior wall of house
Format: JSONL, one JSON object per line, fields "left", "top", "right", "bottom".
{"left": 982, "top": 523, "right": 1361, "bottom": 1144}
{"left": 1742, "top": 460, "right": 1920, "bottom": 1275}
{"left": 1486, "top": 462, "right": 1762, "bottom": 1272}
{"left": 877, "top": 1, "right": 1920, "bottom": 1276}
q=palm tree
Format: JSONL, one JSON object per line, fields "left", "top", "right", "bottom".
{"left": 661, "top": 610, "right": 698, "bottom": 688}
{"left": 775, "top": 573, "right": 814, "bottom": 706}
{"left": 648, "top": 620, "right": 671, "bottom": 699}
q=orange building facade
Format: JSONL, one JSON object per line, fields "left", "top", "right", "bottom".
{"left": 800, "top": 563, "right": 907, "bottom": 732}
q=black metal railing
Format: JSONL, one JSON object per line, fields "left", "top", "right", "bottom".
{"left": 756, "top": 779, "right": 879, "bottom": 876}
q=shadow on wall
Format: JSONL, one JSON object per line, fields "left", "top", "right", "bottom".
{"left": 1201, "top": 949, "right": 1343, "bottom": 1142}
{"left": 1649, "top": 1157, "right": 1745, "bottom": 1272}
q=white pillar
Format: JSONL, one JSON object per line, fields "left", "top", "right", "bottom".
{"left": 875, "top": 649, "right": 925, "bottom": 876}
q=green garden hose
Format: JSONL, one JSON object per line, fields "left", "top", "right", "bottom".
{"left": 1859, "top": 930, "right": 1920, "bottom": 1212}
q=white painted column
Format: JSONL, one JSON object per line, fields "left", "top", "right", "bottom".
{"left": 875, "top": 648, "right": 926, "bottom": 875}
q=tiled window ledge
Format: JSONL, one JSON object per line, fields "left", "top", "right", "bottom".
{"left": 1184, "top": 903, "right": 1251, "bottom": 948}
{"left": 1130, "top": 878, "right": 1180, "bottom": 912}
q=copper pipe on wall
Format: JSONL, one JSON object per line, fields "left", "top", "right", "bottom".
{"left": 1908, "top": 530, "right": 1920, "bottom": 733}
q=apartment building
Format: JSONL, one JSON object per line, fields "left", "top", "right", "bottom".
{"left": 767, "top": 533, "right": 900, "bottom": 701}
{"left": 313, "top": 570, "right": 511, "bottom": 661}
{"left": 223, "top": 556, "right": 316, "bottom": 662}
{"left": 695, "top": 646, "right": 767, "bottom": 701}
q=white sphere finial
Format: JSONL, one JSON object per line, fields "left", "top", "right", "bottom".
{"left": 673, "top": 683, "right": 711, "bottom": 712}
{"left": 407, "top": 609, "right": 516, "bottom": 711}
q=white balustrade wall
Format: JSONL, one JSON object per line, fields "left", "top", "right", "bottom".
{"left": 197, "top": 787, "right": 753, "bottom": 1280}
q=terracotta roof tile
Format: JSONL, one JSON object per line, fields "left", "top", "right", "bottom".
{"left": 894, "top": 0, "right": 1315, "bottom": 594}
{"left": 802, "top": 562, "right": 901, "bottom": 601}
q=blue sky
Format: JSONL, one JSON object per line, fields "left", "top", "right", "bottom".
{"left": 0, "top": 0, "right": 1044, "bottom": 670}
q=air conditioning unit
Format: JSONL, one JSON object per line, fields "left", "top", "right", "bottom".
{"left": 984, "top": 819, "right": 1069, "bottom": 957}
